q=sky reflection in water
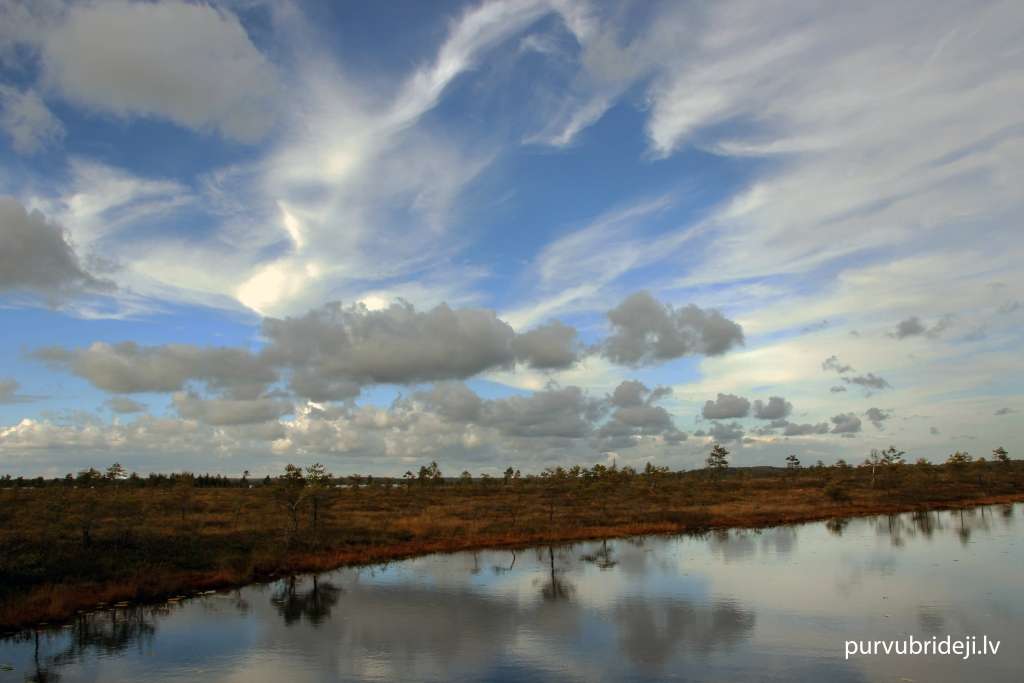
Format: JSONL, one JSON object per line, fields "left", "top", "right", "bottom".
{"left": 2, "top": 504, "right": 1021, "bottom": 682}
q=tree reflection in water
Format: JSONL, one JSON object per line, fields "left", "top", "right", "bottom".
{"left": 3, "top": 503, "right": 1017, "bottom": 682}
{"left": 580, "top": 538, "right": 618, "bottom": 570}
{"left": 270, "top": 575, "right": 342, "bottom": 626}
{"left": 911, "top": 509, "right": 940, "bottom": 538}
{"left": 491, "top": 550, "right": 516, "bottom": 575}
{"left": 537, "top": 545, "right": 575, "bottom": 602}
{"left": 14, "top": 604, "right": 164, "bottom": 682}
{"left": 826, "top": 517, "right": 850, "bottom": 536}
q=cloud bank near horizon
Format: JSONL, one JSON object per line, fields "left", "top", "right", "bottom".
{"left": 0, "top": 0, "right": 1021, "bottom": 475}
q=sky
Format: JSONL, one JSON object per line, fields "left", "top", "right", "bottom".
{"left": 0, "top": 0, "right": 1021, "bottom": 478}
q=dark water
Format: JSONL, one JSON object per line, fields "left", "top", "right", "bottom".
{"left": 2, "top": 504, "right": 1021, "bottom": 682}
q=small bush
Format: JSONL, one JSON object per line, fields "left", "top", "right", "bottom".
{"left": 824, "top": 481, "right": 851, "bottom": 503}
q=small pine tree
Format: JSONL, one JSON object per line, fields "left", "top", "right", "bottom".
{"left": 706, "top": 443, "right": 730, "bottom": 472}
{"left": 305, "top": 462, "right": 331, "bottom": 485}
{"left": 993, "top": 447, "right": 1010, "bottom": 464}
{"left": 881, "top": 446, "right": 905, "bottom": 465}
{"left": 947, "top": 451, "right": 973, "bottom": 467}
{"left": 418, "top": 461, "right": 442, "bottom": 483}
{"left": 785, "top": 454, "right": 801, "bottom": 469}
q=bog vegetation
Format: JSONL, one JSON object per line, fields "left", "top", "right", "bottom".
{"left": 1, "top": 444, "right": 1020, "bottom": 631}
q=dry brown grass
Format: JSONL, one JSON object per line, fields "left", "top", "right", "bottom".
{"left": 2, "top": 462, "right": 1022, "bottom": 631}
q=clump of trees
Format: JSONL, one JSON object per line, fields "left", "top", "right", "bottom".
{"left": 274, "top": 463, "right": 333, "bottom": 540}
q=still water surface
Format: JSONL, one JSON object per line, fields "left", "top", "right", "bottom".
{"left": 2, "top": 504, "right": 1021, "bottom": 682}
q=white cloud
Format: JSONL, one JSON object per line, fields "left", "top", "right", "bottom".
{"left": 30, "top": 158, "right": 191, "bottom": 248}
{"left": 0, "top": 196, "right": 111, "bottom": 300}
{"left": 2, "top": 1, "right": 1022, "bottom": 472}
{"left": 0, "top": 85, "right": 63, "bottom": 154}
{"left": 41, "top": 0, "right": 280, "bottom": 141}
{"left": 171, "top": 0, "right": 551, "bottom": 316}
{"left": 650, "top": 0, "right": 1024, "bottom": 287}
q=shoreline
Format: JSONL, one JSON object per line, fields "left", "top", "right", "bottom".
{"left": 4, "top": 491, "right": 1022, "bottom": 634}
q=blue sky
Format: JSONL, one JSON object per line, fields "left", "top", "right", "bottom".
{"left": 0, "top": 0, "right": 1021, "bottom": 476}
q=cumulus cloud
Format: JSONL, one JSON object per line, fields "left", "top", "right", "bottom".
{"left": 701, "top": 393, "right": 751, "bottom": 420}
{"left": 865, "top": 407, "right": 893, "bottom": 430}
{"left": 602, "top": 291, "right": 743, "bottom": 366}
{"left": 752, "top": 396, "right": 792, "bottom": 420}
{"left": 0, "top": 85, "right": 63, "bottom": 153}
{"left": 609, "top": 404, "right": 674, "bottom": 432}
{"left": 104, "top": 397, "right": 146, "bottom": 414}
{"left": 0, "top": 197, "right": 112, "bottom": 300}
{"left": 172, "top": 391, "right": 292, "bottom": 426}
{"left": 261, "top": 296, "right": 735, "bottom": 399}
{"left": 33, "top": 342, "right": 275, "bottom": 397}
{"left": 842, "top": 373, "right": 892, "bottom": 391}
{"left": 595, "top": 380, "right": 680, "bottom": 450}
{"left": 0, "top": 378, "right": 36, "bottom": 404}
{"left": 701, "top": 421, "right": 744, "bottom": 443}
{"left": 41, "top": 0, "right": 279, "bottom": 141}
{"left": 29, "top": 293, "right": 741, "bottom": 411}
{"left": 822, "top": 356, "right": 891, "bottom": 393}
{"left": 509, "top": 320, "right": 580, "bottom": 369}
{"left": 822, "top": 355, "right": 853, "bottom": 374}
{"left": 888, "top": 315, "right": 954, "bottom": 339}
{"left": 830, "top": 413, "right": 862, "bottom": 434}
{"left": 422, "top": 379, "right": 683, "bottom": 453}
{"left": 609, "top": 379, "right": 671, "bottom": 408}
{"left": 409, "top": 381, "right": 609, "bottom": 441}
{"left": 890, "top": 316, "right": 926, "bottom": 339}
{"left": 418, "top": 381, "right": 484, "bottom": 423}
{"left": 0, "top": 379, "right": 19, "bottom": 403}
{"left": 782, "top": 421, "right": 830, "bottom": 436}
{"left": 0, "top": 413, "right": 294, "bottom": 464}
{"left": 481, "top": 386, "right": 604, "bottom": 439}
{"left": 261, "top": 300, "right": 520, "bottom": 396}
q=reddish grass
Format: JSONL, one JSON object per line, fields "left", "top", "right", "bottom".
{"left": 2, "top": 464, "right": 1022, "bottom": 632}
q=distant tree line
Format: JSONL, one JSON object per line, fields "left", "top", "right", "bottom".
{"left": 0, "top": 444, "right": 1013, "bottom": 490}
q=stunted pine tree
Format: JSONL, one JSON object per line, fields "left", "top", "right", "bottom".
{"left": 105, "top": 463, "right": 127, "bottom": 482}
{"left": 706, "top": 443, "right": 729, "bottom": 478}
{"left": 947, "top": 451, "right": 973, "bottom": 466}
{"left": 305, "top": 463, "right": 331, "bottom": 535}
{"left": 946, "top": 451, "right": 973, "bottom": 481}
{"left": 418, "top": 461, "right": 442, "bottom": 484}
{"left": 881, "top": 446, "right": 905, "bottom": 466}
{"left": 993, "top": 447, "right": 1010, "bottom": 464}
{"left": 276, "top": 464, "right": 309, "bottom": 538}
